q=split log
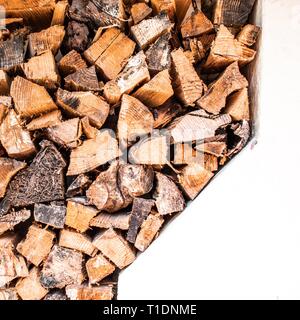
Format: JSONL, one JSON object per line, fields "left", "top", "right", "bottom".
{"left": 133, "top": 70, "right": 174, "bottom": 108}
{"left": 151, "top": 0, "right": 176, "bottom": 20}
{"left": 0, "top": 289, "right": 18, "bottom": 300}
{"left": 66, "top": 284, "right": 114, "bottom": 300}
{"left": 87, "top": 161, "right": 132, "bottom": 213}
{"left": 0, "top": 109, "right": 36, "bottom": 159}
{"left": 44, "top": 290, "right": 67, "bottom": 300}
{"left": 16, "top": 225, "right": 55, "bottom": 266}
{"left": 202, "top": 25, "right": 256, "bottom": 71}
{"left": 226, "top": 120, "right": 250, "bottom": 158}
{"left": 58, "top": 50, "right": 87, "bottom": 76}
{"left": 65, "top": 21, "right": 89, "bottom": 52}
{"left": 181, "top": 10, "right": 214, "bottom": 38}
{"left": 0, "top": 17, "right": 23, "bottom": 28}
{"left": 0, "top": 96, "right": 12, "bottom": 108}
{"left": 28, "top": 25, "right": 65, "bottom": 56}
{"left": 127, "top": 198, "right": 155, "bottom": 244}
{"left": 81, "top": 117, "right": 98, "bottom": 139}
{"left": 67, "top": 129, "right": 119, "bottom": 176}
{"left": 86, "top": 254, "right": 116, "bottom": 284}
{"left": 56, "top": 88, "right": 110, "bottom": 129}
{"left": 236, "top": 24, "right": 261, "bottom": 47}
{"left": 51, "top": 0, "right": 69, "bottom": 26}
{"left": 93, "top": 228, "right": 136, "bottom": 269}
{"left": 59, "top": 229, "right": 97, "bottom": 256}
{"left": 0, "top": 158, "right": 26, "bottom": 198}
{"left": 40, "top": 245, "right": 84, "bottom": 289}
{"left": 46, "top": 118, "right": 82, "bottom": 149}
{"left": 129, "top": 135, "right": 169, "bottom": 166}
{"left": 22, "top": 51, "right": 60, "bottom": 90}
{"left": 175, "top": 0, "right": 192, "bottom": 24}
{"left": 197, "top": 62, "right": 248, "bottom": 114}
{"left": 135, "top": 213, "right": 164, "bottom": 251}
{"left": 225, "top": 88, "right": 250, "bottom": 121}
{"left": 10, "top": 76, "right": 58, "bottom": 118}
{"left": 178, "top": 163, "right": 214, "bottom": 199}
{"left": 65, "top": 201, "right": 98, "bottom": 233}
{"left": 0, "top": 141, "right": 66, "bottom": 216}
{"left": 131, "top": 12, "right": 173, "bottom": 49}
{"left": 0, "top": 70, "right": 11, "bottom": 95}
{"left": 188, "top": 33, "right": 216, "bottom": 63}
{"left": 84, "top": 28, "right": 136, "bottom": 81}
{"left": 0, "top": 209, "right": 31, "bottom": 235}
{"left": 0, "top": 103, "right": 7, "bottom": 124}
{"left": 104, "top": 51, "right": 151, "bottom": 104}
{"left": 16, "top": 267, "right": 48, "bottom": 301}
{"left": 196, "top": 141, "right": 227, "bottom": 157}
{"left": 154, "top": 172, "right": 185, "bottom": 215}
{"left": 153, "top": 100, "right": 182, "bottom": 128}
{"left": 145, "top": 33, "right": 172, "bottom": 75}
{"left": 0, "top": 36, "right": 25, "bottom": 70}
{"left": 171, "top": 48, "right": 204, "bottom": 105}
{"left": 65, "top": 66, "right": 100, "bottom": 92}
{"left": 27, "top": 110, "right": 62, "bottom": 131}
{"left": 34, "top": 202, "right": 66, "bottom": 229}
{"left": 66, "top": 174, "right": 92, "bottom": 198}
{"left": 213, "top": 0, "right": 256, "bottom": 26}
{"left": 90, "top": 212, "right": 131, "bottom": 231}
{"left": 131, "top": 3, "right": 152, "bottom": 24}
{"left": 118, "top": 94, "right": 154, "bottom": 147}
{"left": 169, "top": 110, "right": 231, "bottom": 143}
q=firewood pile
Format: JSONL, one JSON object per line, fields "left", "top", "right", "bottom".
{"left": 0, "top": 0, "right": 260, "bottom": 300}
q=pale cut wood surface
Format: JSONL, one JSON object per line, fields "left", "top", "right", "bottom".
{"left": 86, "top": 254, "right": 115, "bottom": 284}
{"left": 66, "top": 284, "right": 114, "bottom": 300}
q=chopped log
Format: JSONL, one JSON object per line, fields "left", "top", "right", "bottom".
{"left": 151, "top": 0, "right": 176, "bottom": 20}
{"left": 178, "top": 163, "right": 214, "bottom": 199}
{"left": 66, "top": 174, "right": 92, "bottom": 198}
{"left": 51, "top": 0, "right": 68, "bottom": 26}
{"left": 154, "top": 172, "right": 185, "bottom": 215}
{"left": 56, "top": 88, "right": 110, "bottom": 129}
{"left": 196, "top": 141, "right": 227, "bottom": 157}
{"left": 46, "top": 118, "right": 82, "bottom": 149}
{"left": 171, "top": 48, "right": 204, "bottom": 105}
{"left": 65, "top": 201, "right": 98, "bottom": 233}
{"left": 189, "top": 33, "right": 216, "bottom": 63}
{"left": 119, "top": 164, "right": 154, "bottom": 198}
{"left": 0, "top": 288, "right": 18, "bottom": 300}
{"left": 118, "top": 94, "right": 154, "bottom": 147}
{"left": 28, "top": 25, "right": 65, "bottom": 56}
{"left": 197, "top": 62, "right": 248, "bottom": 114}
{"left": 34, "top": 202, "right": 66, "bottom": 229}
{"left": 135, "top": 213, "right": 164, "bottom": 251}
{"left": 65, "top": 21, "right": 89, "bottom": 53}
{"left": 10, "top": 76, "right": 58, "bottom": 118}
{"left": 0, "top": 36, "right": 25, "bottom": 70}
{"left": 59, "top": 229, "right": 97, "bottom": 256}
{"left": 129, "top": 135, "right": 169, "bottom": 165}
{"left": 153, "top": 100, "right": 182, "bottom": 128}
{"left": 0, "top": 70, "right": 11, "bottom": 95}
{"left": 131, "top": 12, "right": 173, "bottom": 49}
{"left": 213, "top": 0, "right": 256, "bottom": 27}
{"left": 67, "top": 129, "right": 119, "bottom": 176}
{"left": 145, "top": 33, "right": 171, "bottom": 75}
{"left": 0, "top": 209, "right": 31, "bottom": 235}
{"left": 174, "top": 0, "right": 192, "bottom": 24}
{"left": 44, "top": 290, "right": 67, "bottom": 300}
{"left": 131, "top": 3, "right": 152, "bottom": 24}
{"left": 90, "top": 212, "right": 131, "bottom": 230}
{"left": 0, "top": 232, "right": 19, "bottom": 249}
{"left": 66, "top": 284, "right": 114, "bottom": 300}
{"left": 16, "top": 225, "right": 55, "bottom": 266}
{"left": 202, "top": 25, "right": 256, "bottom": 71}
{"left": 0, "top": 158, "right": 26, "bottom": 198}
{"left": 58, "top": 50, "right": 87, "bottom": 76}
{"left": 236, "top": 24, "right": 261, "bottom": 47}
{"left": 169, "top": 110, "right": 231, "bottom": 143}
{"left": 0, "top": 141, "right": 66, "bottom": 216}
{"left": 93, "top": 228, "right": 136, "bottom": 269}
{"left": 22, "top": 51, "right": 60, "bottom": 90}
{"left": 27, "top": 110, "right": 62, "bottom": 131}
{"left": 40, "top": 245, "right": 84, "bottom": 289}
{"left": 0, "top": 103, "right": 7, "bottom": 124}
{"left": 225, "top": 88, "right": 250, "bottom": 121}
{"left": 181, "top": 10, "right": 214, "bottom": 38}
{"left": 81, "top": 117, "right": 98, "bottom": 139}
{"left": 86, "top": 254, "right": 115, "bottom": 284}
{"left": 87, "top": 161, "right": 132, "bottom": 213}
{"left": 16, "top": 267, "right": 48, "bottom": 301}
{"left": 0, "top": 109, "right": 36, "bottom": 159}
{"left": 85, "top": 29, "right": 136, "bottom": 81}
{"left": 0, "top": 17, "right": 23, "bottom": 28}
{"left": 0, "top": 96, "right": 12, "bottom": 108}
{"left": 133, "top": 70, "right": 174, "bottom": 108}
{"left": 226, "top": 120, "right": 250, "bottom": 158}
{"left": 104, "top": 51, "right": 151, "bottom": 104}
{"left": 65, "top": 66, "right": 100, "bottom": 92}
{"left": 127, "top": 198, "right": 155, "bottom": 244}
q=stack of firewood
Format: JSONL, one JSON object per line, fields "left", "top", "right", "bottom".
{"left": 0, "top": 0, "right": 260, "bottom": 300}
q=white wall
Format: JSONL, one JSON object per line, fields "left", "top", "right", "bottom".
{"left": 119, "top": 0, "right": 300, "bottom": 300}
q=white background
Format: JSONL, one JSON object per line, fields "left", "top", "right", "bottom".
{"left": 119, "top": 0, "right": 300, "bottom": 300}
